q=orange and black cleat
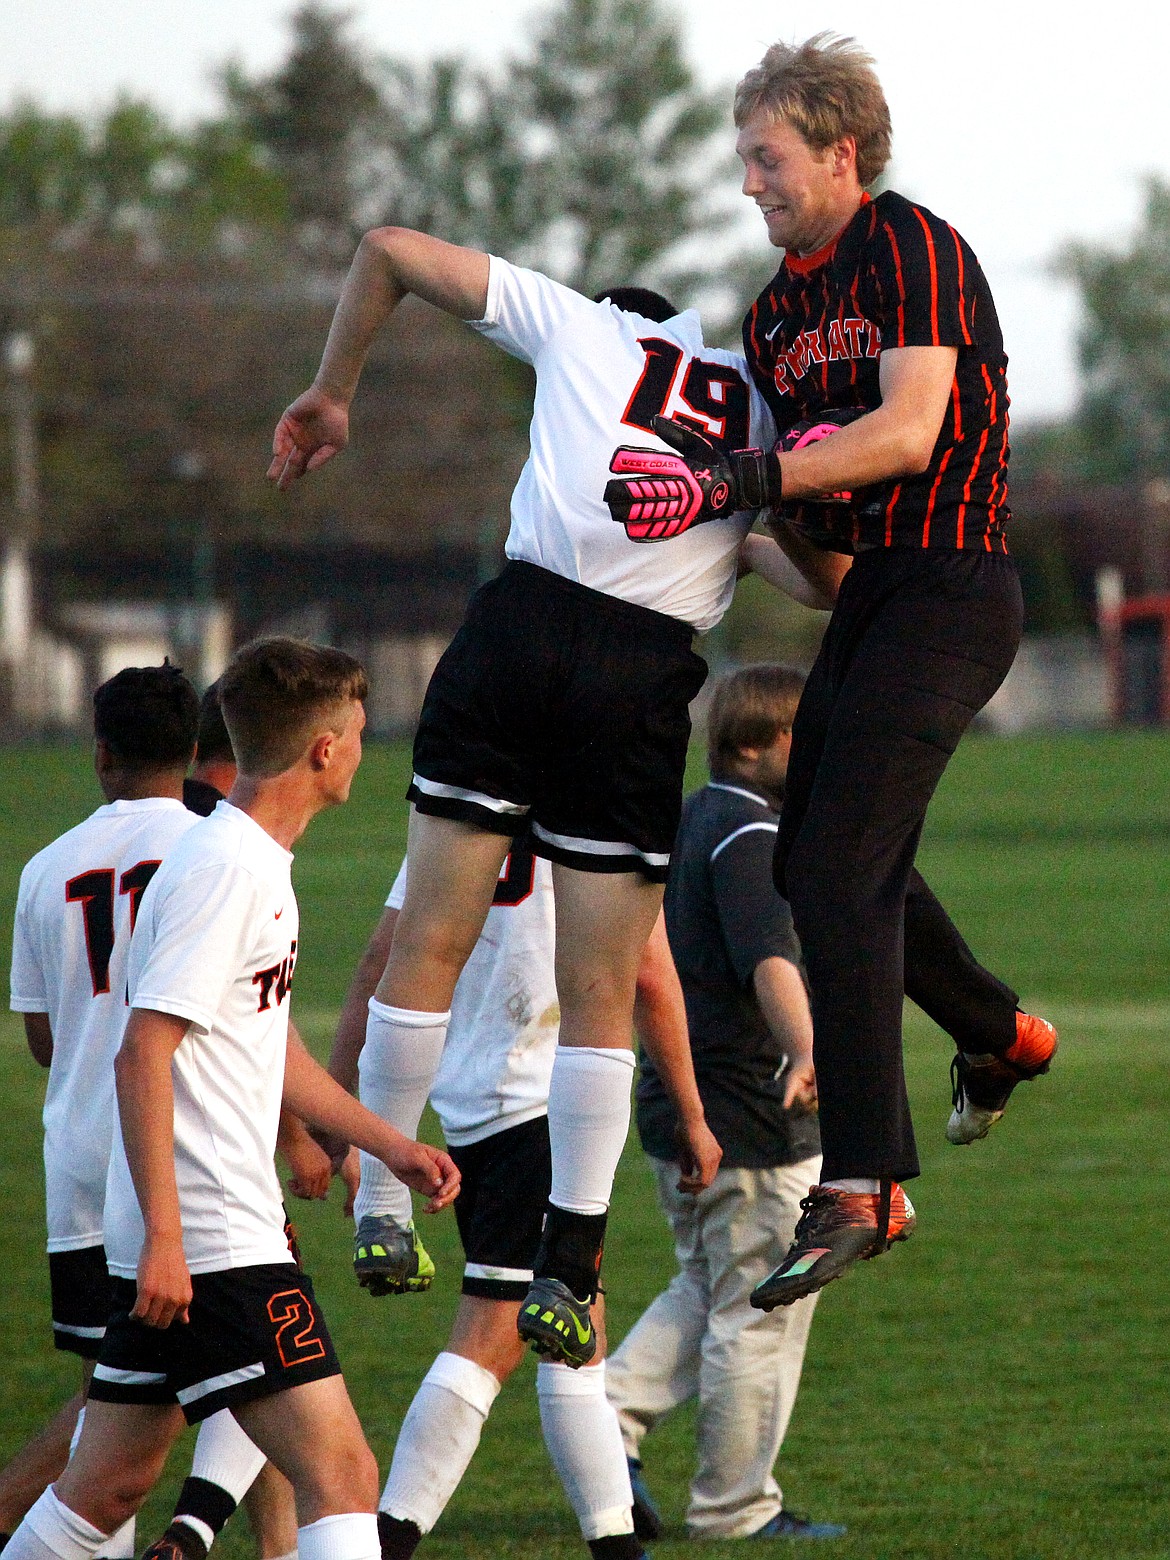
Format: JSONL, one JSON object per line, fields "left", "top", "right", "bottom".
{"left": 947, "top": 1010, "right": 1059, "bottom": 1146}
{"left": 750, "top": 1181, "right": 916, "bottom": 1311}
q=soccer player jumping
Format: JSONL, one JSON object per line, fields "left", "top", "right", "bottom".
{"left": 605, "top": 33, "right": 1058, "bottom": 1307}
{"left": 268, "top": 238, "right": 827, "bottom": 1363}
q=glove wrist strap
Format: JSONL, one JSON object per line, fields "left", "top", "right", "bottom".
{"left": 731, "top": 447, "right": 783, "bottom": 510}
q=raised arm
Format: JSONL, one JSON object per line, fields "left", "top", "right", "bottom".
{"left": 268, "top": 229, "right": 491, "bottom": 491}
{"left": 115, "top": 1008, "right": 192, "bottom": 1328}
{"left": 634, "top": 912, "right": 722, "bottom": 1193}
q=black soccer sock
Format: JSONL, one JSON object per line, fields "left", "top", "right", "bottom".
{"left": 167, "top": 1476, "right": 240, "bottom": 1560}
{"left": 377, "top": 1512, "right": 423, "bottom": 1560}
{"left": 587, "top": 1536, "right": 644, "bottom": 1560}
{"left": 533, "top": 1205, "right": 607, "bottom": 1301}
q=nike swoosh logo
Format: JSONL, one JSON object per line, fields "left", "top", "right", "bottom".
{"left": 764, "top": 321, "right": 785, "bottom": 342}
{"left": 275, "top": 908, "right": 283, "bottom": 919}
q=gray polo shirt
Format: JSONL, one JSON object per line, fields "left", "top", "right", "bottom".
{"left": 636, "top": 780, "right": 820, "bottom": 1169}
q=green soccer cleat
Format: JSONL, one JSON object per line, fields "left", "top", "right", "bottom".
{"left": 353, "top": 1214, "right": 435, "bottom": 1296}
{"left": 517, "top": 1276, "right": 597, "bottom": 1367}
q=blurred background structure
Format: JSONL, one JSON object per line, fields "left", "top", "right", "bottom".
{"left": 3, "top": 0, "right": 1170, "bottom": 735}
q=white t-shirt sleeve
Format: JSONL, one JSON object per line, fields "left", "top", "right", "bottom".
{"left": 469, "top": 257, "right": 597, "bottom": 366}
{"left": 385, "top": 857, "right": 408, "bottom": 911}
{"left": 9, "top": 878, "right": 48, "bottom": 1012}
{"left": 130, "top": 861, "right": 262, "bottom": 1035}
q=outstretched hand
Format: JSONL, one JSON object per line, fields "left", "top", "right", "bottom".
{"left": 268, "top": 388, "right": 350, "bottom": 491}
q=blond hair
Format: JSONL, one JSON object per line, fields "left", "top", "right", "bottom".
{"left": 734, "top": 33, "right": 892, "bottom": 188}
{"left": 218, "top": 637, "right": 368, "bottom": 778}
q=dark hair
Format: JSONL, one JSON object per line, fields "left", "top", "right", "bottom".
{"left": 93, "top": 662, "right": 200, "bottom": 767}
{"left": 593, "top": 287, "right": 679, "bottom": 322}
{"left": 218, "top": 637, "right": 369, "bottom": 778}
{"left": 707, "top": 664, "right": 806, "bottom": 771}
{"left": 195, "top": 679, "right": 235, "bottom": 764}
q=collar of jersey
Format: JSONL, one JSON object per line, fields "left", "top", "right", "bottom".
{"left": 707, "top": 781, "right": 772, "bottom": 809}
{"left": 782, "top": 191, "right": 872, "bottom": 276}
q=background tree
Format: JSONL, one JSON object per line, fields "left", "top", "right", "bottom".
{"left": 1053, "top": 177, "right": 1170, "bottom": 483}
{"left": 220, "top": 1, "right": 383, "bottom": 254}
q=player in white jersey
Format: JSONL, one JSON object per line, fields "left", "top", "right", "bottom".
{"left": 268, "top": 231, "right": 830, "bottom": 1368}
{"left": 4, "top": 664, "right": 275, "bottom": 1559}
{"left": 1, "top": 640, "right": 459, "bottom": 1560}
{"left": 322, "top": 829, "right": 718, "bottom": 1560}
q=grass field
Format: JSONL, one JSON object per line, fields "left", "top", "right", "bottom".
{"left": 2, "top": 732, "right": 1169, "bottom": 1560}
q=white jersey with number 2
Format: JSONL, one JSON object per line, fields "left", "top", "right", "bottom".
{"left": 470, "top": 258, "right": 776, "bottom": 634}
{"left": 104, "top": 802, "right": 299, "bottom": 1279}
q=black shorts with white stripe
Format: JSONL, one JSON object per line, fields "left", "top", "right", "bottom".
{"left": 49, "top": 1246, "right": 113, "bottom": 1359}
{"left": 87, "top": 1263, "right": 340, "bottom": 1424}
{"left": 408, "top": 561, "right": 708, "bottom": 884}
{"left": 450, "top": 1115, "right": 552, "bottom": 1300}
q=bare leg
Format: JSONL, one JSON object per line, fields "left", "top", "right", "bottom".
{"left": 376, "top": 813, "right": 512, "bottom": 1012}
{"left": 232, "top": 1379, "right": 378, "bottom": 1526}
{"left": 0, "top": 1365, "right": 93, "bottom": 1532}
{"left": 242, "top": 1463, "right": 298, "bottom": 1560}
{"left": 550, "top": 867, "right": 663, "bottom": 1049}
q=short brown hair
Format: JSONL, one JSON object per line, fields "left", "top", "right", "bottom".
{"left": 707, "top": 664, "right": 805, "bottom": 772}
{"left": 734, "top": 33, "right": 892, "bottom": 188}
{"left": 218, "top": 638, "right": 369, "bottom": 778}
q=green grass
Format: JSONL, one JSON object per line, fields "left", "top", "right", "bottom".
{"left": 2, "top": 732, "right": 1170, "bottom": 1558}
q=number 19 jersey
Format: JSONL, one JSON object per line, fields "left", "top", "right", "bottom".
{"left": 471, "top": 258, "right": 776, "bottom": 633}
{"left": 9, "top": 798, "right": 198, "bottom": 1251}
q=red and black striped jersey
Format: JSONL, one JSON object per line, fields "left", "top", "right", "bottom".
{"left": 742, "top": 190, "right": 1010, "bottom": 553}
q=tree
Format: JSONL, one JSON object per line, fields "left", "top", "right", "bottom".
{"left": 495, "top": 0, "right": 733, "bottom": 297}
{"left": 221, "top": 1, "right": 384, "bottom": 253}
{"left": 1060, "top": 177, "right": 1170, "bottom": 482}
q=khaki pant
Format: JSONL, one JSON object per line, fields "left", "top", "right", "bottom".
{"left": 606, "top": 1155, "right": 821, "bottom": 1538}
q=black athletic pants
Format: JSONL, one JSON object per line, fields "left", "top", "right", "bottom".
{"left": 774, "top": 547, "right": 1025, "bottom": 1183}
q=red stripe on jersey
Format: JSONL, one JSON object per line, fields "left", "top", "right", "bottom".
{"left": 912, "top": 206, "right": 941, "bottom": 344}
{"left": 949, "top": 226, "right": 974, "bottom": 346}
{"left": 956, "top": 424, "right": 991, "bottom": 548}
{"left": 883, "top": 224, "right": 906, "bottom": 345}
{"left": 951, "top": 380, "right": 963, "bottom": 443}
{"left": 921, "top": 446, "right": 954, "bottom": 547}
{"left": 884, "top": 482, "right": 902, "bottom": 547}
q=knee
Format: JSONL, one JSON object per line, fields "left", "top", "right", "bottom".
{"left": 297, "top": 1436, "right": 379, "bottom": 1517}
{"left": 73, "top": 1469, "right": 153, "bottom": 1534}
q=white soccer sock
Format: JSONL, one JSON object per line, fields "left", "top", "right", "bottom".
{"left": 63, "top": 1408, "right": 134, "bottom": 1560}
{"left": 547, "top": 1046, "right": 635, "bottom": 1215}
{"left": 537, "top": 1361, "right": 634, "bottom": 1541}
{"left": 296, "top": 1514, "right": 378, "bottom": 1560}
{"left": 354, "top": 1001, "right": 449, "bottom": 1228}
{"left": 823, "top": 1178, "right": 881, "bottom": 1194}
{"left": 379, "top": 1352, "right": 501, "bottom": 1534}
{"left": 9, "top": 1488, "right": 108, "bottom": 1560}
{"left": 190, "top": 1408, "right": 268, "bottom": 1502}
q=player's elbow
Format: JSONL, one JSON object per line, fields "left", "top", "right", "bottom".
{"left": 895, "top": 425, "right": 938, "bottom": 475}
